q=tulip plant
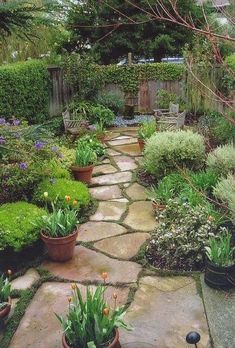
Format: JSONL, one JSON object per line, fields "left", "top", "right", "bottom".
{"left": 57, "top": 274, "right": 130, "bottom": 348}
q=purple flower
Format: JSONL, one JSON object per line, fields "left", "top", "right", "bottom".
{"left": 0, "top": 118, "right": 6, "bottom": 125}
{"left": 12, "top": 119, "right": 20, "bottom": 126}
{"left": 51, "top": 145, "right": 59, "bottom": 152}
{"left": 19, "top": 162, "right": 28, "bottom": 170}
{"left": 0, "top": 136, "right": 6, "bottom": 145}
{"left": 35, "top": 141, "right": 44, "bottom": 150}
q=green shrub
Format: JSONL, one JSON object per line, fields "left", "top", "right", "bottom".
{"left": 146, "top": 200, "right": 220, "bottom": 271}
{"left": 0, "top": 60, "right": 49, "bottom": 123}
{"left": 95, "top": 92, "right": 124, "bottom": 115}
{"left": 144, "top": 130, "right": 206, "bottom": 178}
{"left": 137, "top": 121, "right": 157, "bottom": 140}
{"left": 33, "top": 178, "right": 91, "bottom": 210}
{"left": 90, "top": 104, "right": 115, "bottom": 126}
{"left": 0, "top": 202, "right": 46, "bottom": 252}
{"left": 207, "top": 144, "right": 235, "bottom": 176}
{"left": 190, "top": 169, "right": 219, "bottom": 195}
{"left": 214, "top": 174, "right": 235, "bottom": 223}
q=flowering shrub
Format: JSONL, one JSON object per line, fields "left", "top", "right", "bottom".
{"left": 146, "top": 200, "right": 221, "bottom": 271}
{"left": 207, "top": 144, "right": 235, "bottom": 176}
{"left": 0, "top": 202, "right": 46, "bottom": 252}
{"left": 144, "top": 130, "right": 205, "bottom": 178}
{"left": 33, "top": 178, "right": 91, "bottom": 211}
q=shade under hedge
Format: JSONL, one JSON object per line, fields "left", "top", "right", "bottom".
{"left": 0, "top": 60, "right": 50, "bottom": 123}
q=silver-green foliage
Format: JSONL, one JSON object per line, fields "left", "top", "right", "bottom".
{"left": 207, "top": 144, "right": 235, "bottom": 176}
{"left": 35, "top": 207, "right": 78, "bottom": 238}
{"left": 213, "top": 174, "right": 235, "bottom": 223}
{"left": 0, "top": 275, "right": 11, "bottom": 308}
{"left": 144, "top": 130, "right": 205, "bottom": 178}
{"left": 75, "top": 145, "right": 97, "bottom": 167}
{"left": 57, "top": 285, "right": 130, "bottom": 347}
{"left": 205, "top": 230, "right": 234, "bottom": 267}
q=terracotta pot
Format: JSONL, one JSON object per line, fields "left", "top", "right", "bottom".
{"left": 0, "top": 297, "right": 11, "bottom": 320}
{"left": 138, "top": 138, "right": 145, "bottom": 152}
{"left": 152, "top": 201, "right": 166, "bottom": 212}
{"left": 71, "top": 164, "right": 94, "bottom": 184}
{"left": 41, "top": 230, "right": 78, "bottom": 262}
{"left": 62, "top": 329, "right": 121, "bottom": 348}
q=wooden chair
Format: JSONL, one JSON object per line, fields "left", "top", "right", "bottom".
{"left": 154, "top": 102, "right": 179, "bottom": 118}
{"left": 157, "top": 110, "right": 186, "bottom": 129}
{"left": 62, "top": 109, "right": 84, "bottom": 141}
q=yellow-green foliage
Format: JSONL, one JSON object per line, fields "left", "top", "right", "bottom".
{"left": 0, "top": 202, "right": 46, "bottom": 252}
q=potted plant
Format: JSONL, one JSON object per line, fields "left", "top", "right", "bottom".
{"left": 36, "top": 206, "right": 79, "bottom": 262}
{"left": 205, "top": 230, "right": 235, "bottom": 289}
{"left": 71, "top": 144, "right": 97, "bottom": 184}
{"left": 137, "top": 121, "right": 157, "bottom": 151}
{"left": 95, "top": 122, "right": 106, "bottom": 144}
{"left": 0, "top": 273, "right": 11, "bottom": 320}
{"left": 57, "top": 275, "right": 130, "bottom": 348}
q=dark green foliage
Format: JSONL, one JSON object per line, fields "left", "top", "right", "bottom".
{"left": 64, "top": 0, "right": 206, "bottom": 64}
{"left": 33, "top": 178, "right": 91, "bottom": 210}
{"left": 95, "top": 92, "right": 124, "bottom": 115}
{"left": 0, "top": 60, "right": 50, "bottom": 123}
{"left": 0, "top": 202, "right": 46, "bottom": 252}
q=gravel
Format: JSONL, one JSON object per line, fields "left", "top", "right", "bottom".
{"left": 112, "top": 114, "right": 155, "bottom": 127}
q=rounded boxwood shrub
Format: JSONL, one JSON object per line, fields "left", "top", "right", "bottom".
{"left": 207, "top": 144, "right": 235, "bottom": 176}
{"left": 0, "top": 202, "right": 46, "bottom": 252}
{"left": 144, "top": 130, "right": 206, "bottom": 178}
{"left": 33, "top": 178, "right": 91, "bottom": 210}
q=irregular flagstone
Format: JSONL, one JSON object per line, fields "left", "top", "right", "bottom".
{"left": 89, "top": 185, "right": 122, "bottom": 201}
{"left": 91, "top": 171, "right": 132, "bottom": 185}
{"left": 201, "top": 275, "right": 235, "bottom": 348}
{"left": 108, "top": 138, "right": 137, "bottom": 146}
{"left": 42, "top": 246, "right": 142, "bottom": 283}
{"left": 101, "top": 158, "right": 110, "bottom": 164}
{"left": 124, "top": 201, "right": 156, "bottom": 231}
{"left": 77, "top": 221, "right": 127, "bottom": 242}
{"left": 9, "top": 282, "right": 129, "bottom": 348}
{"left": 125, "top": 183, "right": 147, "bottom": 201}
{"left": 114, "top": 136, "right": 132, "bottom": 140}
{"left": 94, "top": 233, "right": 150, "bottom": 260}
{"left": 109, "top": 198, "right": 129, "bottom": 203}
{"left": 107, "top": 148, "right": 121, "bottom": 156}
{"left": 114, "top": 143, "right": 141, "bottom": 156}
{"left": 93, "top": 164, "right": 117, "bottom": 175}
{"left": 11, "top": 268, "right": 40, "bottom": 291}
{"left": 113, "top": 155, "right": 137, "bottom": 171}
{"left": 105, "top": 132, "right": 120, "bottom": 141}
{"left": 90, "top": 201, "right": 127, "bottom": 221}
{"left": 120, "top": 276, "right": 211, "bottom": 348}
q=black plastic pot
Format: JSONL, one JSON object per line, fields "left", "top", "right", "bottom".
{"left": 204, "top": 259, "right": 235, "bottom": 290}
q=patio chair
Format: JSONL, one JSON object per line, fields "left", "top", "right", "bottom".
{"left": 157, "top": 110, "right": 186, "bottom": 129}
{"left": 154, "top": 102, "right": 179, "bottom": 118}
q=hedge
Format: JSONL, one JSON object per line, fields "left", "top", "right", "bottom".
{"left": 0, "top": 60, "right": 50, "bottom": 123}
{"left": 96, "top": 63, "right": 185, "bottom": 94}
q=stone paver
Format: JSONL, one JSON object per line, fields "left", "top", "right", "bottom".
{"left": 94, "top": 233, "right": 150, "bottom": 260}
{"left": 120, "top": 276, "right": 211, "bottom": 348}
{"left": 93, "top": 164, "right": 117, "bottom": 175}
{"left": 9, "top": 282, "right": 129, "bottom": 348}
{"left": 113, "top": 155, "right": 137, "bottom": 171}
{"left": 107, "top": 148, "right": 121, "bottom": 156}
{"left": 109, "top": 198, "right": 129, "bottom": 203}
{"left": 89, "top": 185, "right": 122, "bottom": 201}
{"left": 90, "top": 201, "right": 127, "bottom": 221}
{"left": 77, "top": 221, "right": 127, "bottom": 242}
{"left": 11, "top": 268, "right": 40, "bottom": 291}
{"left": 42, "top": 246, "right": 142, "bottom": 283}
{"left": 108, "top": 138, "right": 137, "bottom": 146}
{"left": 125, "top": 183, "right": 147, "bottom": 201}
{"left": 124, "top": 201, "right": 156, "bottom": 231}
{"left": 91, "top": 171, "right": 132, "bottom": 185}
{"left": 201, "top": 275, "right": 235, "bottom": 348}
{"left": 114, "top": 143, "right": 141, "bottom": 156}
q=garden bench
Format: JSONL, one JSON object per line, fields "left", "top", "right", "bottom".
{"left": 62, "top": 109, "right": 81, "bottom": 136}
{"left": 156, "top": 110, "right": 186, "bottom": 129}
{"left": 154, "top": 102, "right": 179, "bottom": 117}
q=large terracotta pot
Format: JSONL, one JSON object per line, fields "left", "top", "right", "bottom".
{"left": 41, "top": 230, "right": 78, "bottom": 262}
{"left": 0, "top": 297, "right": 11, "bottom": 320}
{"left": 137, "top": 138, "right": 145, "bottom": 152}
{"left": 62, "top": 329, "right": 121, "bottom": 348}
{"left": 71, "top": 165, "right": 94, "bottom": 184}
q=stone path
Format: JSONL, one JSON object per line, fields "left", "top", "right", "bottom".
{"left": 6, "top": 127, "right": 211, "bottom": 348}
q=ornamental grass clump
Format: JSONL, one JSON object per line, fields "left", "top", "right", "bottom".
{"left": 205, "top": 231, "right": 234, "bottom": 267}
{"left": 146, "top": 200, "right": 221, "bottom": 271}
{"left": 57, "top": 276, "right": 130, "bottom": 348}
{"left": 144, "top": 130, "right": 205, "bottom": 178}
{"left": 75, "top": 144, "right": 97, "bottom": 167}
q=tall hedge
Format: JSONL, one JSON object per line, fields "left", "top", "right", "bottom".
{"left": 0, "top": 60, "right": 50, "bottom": 123}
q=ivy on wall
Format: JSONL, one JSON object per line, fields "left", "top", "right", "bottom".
{"left": 96, "top": 63, "right": 185, "bottom": 94}
{"left": 0, "top": 60, "right": 50, "bottom": 123}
